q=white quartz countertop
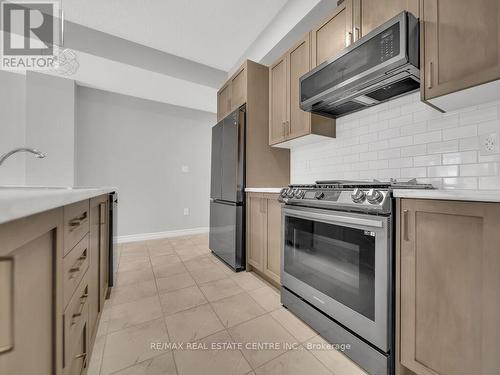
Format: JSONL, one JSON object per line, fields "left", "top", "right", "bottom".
{"left": 393, "top": 189, "right": 500, "bottom": 203}
{"left": 0, "top": 186, "right": 116, "bottom": 225}
{"left": 245, "top": 187, "right": 283, "bottom": 193}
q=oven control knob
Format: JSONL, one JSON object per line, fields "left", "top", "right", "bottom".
{"left": 287, "top": 188, "right": 295, "bottom": 198}
{"left": 314, "top": 191, "right": 325, "bottom": 200}
{"left": 280, "top": 188, "right": 288, "bottom": 198}
{"left": 351, "top": 188, "right": 366, "bottom": 203}
{"left": 366, "top": 189, "right": 384, "bottom": 204}
{"left": 296, "top": 190, "right": 305, "bottom": 199}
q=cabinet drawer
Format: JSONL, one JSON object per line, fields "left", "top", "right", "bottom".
{"left": 64, "top": 200, "right": 90, "bottom": 256}
{"left": 63, "top": 234, "right": 90, "bottom": 307}
{"left": 64, "top": 274, "right": 89, "bottom": 374}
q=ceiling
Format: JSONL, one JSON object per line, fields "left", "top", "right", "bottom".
{"left": 61, "top": 0, "right": 288, "bottom": 71}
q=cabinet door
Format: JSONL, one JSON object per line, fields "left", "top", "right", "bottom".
{"left": 88, "top": 199, "right": 100, "bottom": 338}
{"left": 353, "top": 0, "right": 418, "bottom": 39}
{"left": 99, "top": 201, "right": 109, "bottom": 309}
{"left": 312, "top": 1, "right": 352, "bottom": 67}
{"left": 269, "top": 56, "right": 287, "bottom": 145}
{"left": 287, "top": 34, "right": 311, "bottom": 140}
{"left": 264, "top": 195, "right": 281, "bottom": 285}
{"left": 422, "top": 0, "right": 500, "bottom": 100}
{"left": 246, "top": 194, "right": 267, "bottom": 271}
{"left": 217, "top": 84, "right": 231, "bottom": 121}
{"left": 400, "top": 199, "right": 500, "bottom": 375}
{"left": 231, "top": 66, "right": 247, "bottom": 110}
{"left": 0, "top": 210, "right": 63, "bottom": 375}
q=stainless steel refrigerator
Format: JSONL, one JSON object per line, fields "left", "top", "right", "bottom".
{"left": 209, "top": 106, "right": 245, "bottom": 271}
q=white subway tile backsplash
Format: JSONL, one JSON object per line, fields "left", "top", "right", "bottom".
{"left": 459, "top": 105, "right": 498, "bottom": 126}
{"left": 413, "top": 130, "right": 442, "bottom": 145}
{"left": 378, "top": 148, "right": 401, "bottom": 160}
{"left": 442, "top": 151, "right": 477, "bottom": 165}
{"left": 389, "top": 136, "right": 413, "bottom": 148}
{"left": 400, "top": 121, "right": 427, "bottom": 136}
{"left": 401, "top": 144, "right": 427, "bottom": 157}
{"left": 460, "top": 163, "right": 499, "bottom": 177}
{"left": 479, "top": 176, "right": 500, "bottom": 190}
{"left": 427, "top": 165, "right": 459, "bottom": 177}
{"left": 290, "top": 93, "right": 500, "bottom": 190}
{"left": 414, "top": 154, "right": 442, "bottom": 167}
{"left": 459, "top": 136, "right": 479, "bottom": 151}
{"left": 442, "top": 124, "right": 477, "bottom": 141}
{"left": 389, "top": 157, "right": 413, "bottom": 168}
{"left": 442, "top": 177, "right": 478, "bottom": 190}
{"left": 401, "top": 167, "right": 427, "bottom": 178}
{"left": 427, "top": 140, "right": 459, "bottom": 154}
{"left": 427, "top": 115, "right": 459, "bottom": 130}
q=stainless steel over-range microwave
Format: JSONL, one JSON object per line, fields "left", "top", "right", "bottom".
{"left": 300, "top": 11, "right": 420, "bottom": 118}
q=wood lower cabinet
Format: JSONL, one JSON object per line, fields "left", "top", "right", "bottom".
{"left": 246, "top": 192, "right": 282, "bottom": 286}
{"left": 89, "top": 196, "right": 109, "bottom": 338}
{"left": 397, "top": 198, "right": 500, "bottom": 375}
{"left": 421, "top": 0, "right": 500, "bottom": 103}
{"left": 269, "top": 34, "right": 336, "bottom": 148}
{"left": 264, "top": 195, "right": 281, "bottom": 284}
{"left": 247, "top": 193, "right": 267, "bottom": 271}
{"left": 0, "top": 195, "right": 110, "bottom": 375}
{"left": 0, "top": 209, "right": 63, "bottom": 375}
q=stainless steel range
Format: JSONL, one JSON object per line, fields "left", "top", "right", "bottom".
{"left": 279, "top": 179, "right": 433, "bottom": 375}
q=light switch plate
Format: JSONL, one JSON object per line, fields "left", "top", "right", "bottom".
{"left": 183, "top": 208, "right": 189, "bottom": 216}
{"left": 480, "top": 133, "right": 500, "bottom": 155}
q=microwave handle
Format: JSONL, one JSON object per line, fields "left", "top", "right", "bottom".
{"left": 284, "top": 208, "right": 383, "bottom": 228}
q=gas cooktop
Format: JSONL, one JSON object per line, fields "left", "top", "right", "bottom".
{"left": 278, "top": 179, "right": 434, "bottom": 214}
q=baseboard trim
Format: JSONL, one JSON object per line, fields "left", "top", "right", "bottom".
{"left": 117, "top": 227, "right": 209, "bottom": 244}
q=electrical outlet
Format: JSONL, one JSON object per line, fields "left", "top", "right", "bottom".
{"left": 480, "top": 133, "right": 500, "bottom": 155}
{"left": 183, "top": 208, "right": 190, "bottom": 216}
{"left": 181, "top": 165, "right": 189, "bottom": 173}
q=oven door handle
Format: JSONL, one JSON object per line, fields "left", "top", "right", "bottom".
{"left": 284, "top": 209, "right": 383, "bottom": 228}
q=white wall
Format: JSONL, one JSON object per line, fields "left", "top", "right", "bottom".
{"left": 25, "top": 72, "right": 76, "bottom": 186}
{"left": 75, "top": 86, "right": 215, "bottom": 237}
{"left": 0, "top": 71, "right": 26, "bottom": 185}
{"left": 291, "top": 93, "right": 500, "bottom": 190}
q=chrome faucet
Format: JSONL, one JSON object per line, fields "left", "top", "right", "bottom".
{"left": 0, "top": 147, "right": 47, "bottom": 166}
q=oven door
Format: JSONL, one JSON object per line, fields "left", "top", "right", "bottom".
{"left": 281, "top": 205, "right": 391, "bottom": 352}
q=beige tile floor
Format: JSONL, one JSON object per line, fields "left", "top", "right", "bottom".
{"left": 88, "top": 234, "right": 367, "bottom": 375}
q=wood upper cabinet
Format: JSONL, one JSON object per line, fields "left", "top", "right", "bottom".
{"left": 288, "top": 35, "right": 312, "bottom": 140}
{"left": 353, "top": 0, "right": 419, "bottom": 40}
{"left": 398, "top": 199, "right": 500, "bottom": 375}
{"left": 217, "top": 64, "right": 248, "bottom": 121}
{"left": 230, "top": 66, "right": 247, "bottom": 111}
{"left": 312, "top": 0, "right": 353, "bottom": 67}
{"left": 269, "top": 57, "right": 287, "bottom": 145}
{"left": 269, "top": 33, "right": 335, "bottom": 147}
{"left": 217, "top": 83, "right": 231, "bottom": 121}
{"left": 263, "top": 194, "right": 282, "bottom": 285}
{"left": 247, "top": 193, "right": 267, "bottom": 271}
{"left": 421, "top": 0, "right": 500, "bottom": 101}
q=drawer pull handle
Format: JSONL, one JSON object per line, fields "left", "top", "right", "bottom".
{"left": 71, "top": 293, "right": 89, "bottom": 326}
{"left": 403, "top": 210, "right": 409, "bottom": 241}
{"left": 75, "top": 353, "right": 87, "bottom": 359}
{"left": 69, "top": 251, "right": 88, "bottom": 279}
{"left": 69, "top": 212, "right": 88, "bottom": 231}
